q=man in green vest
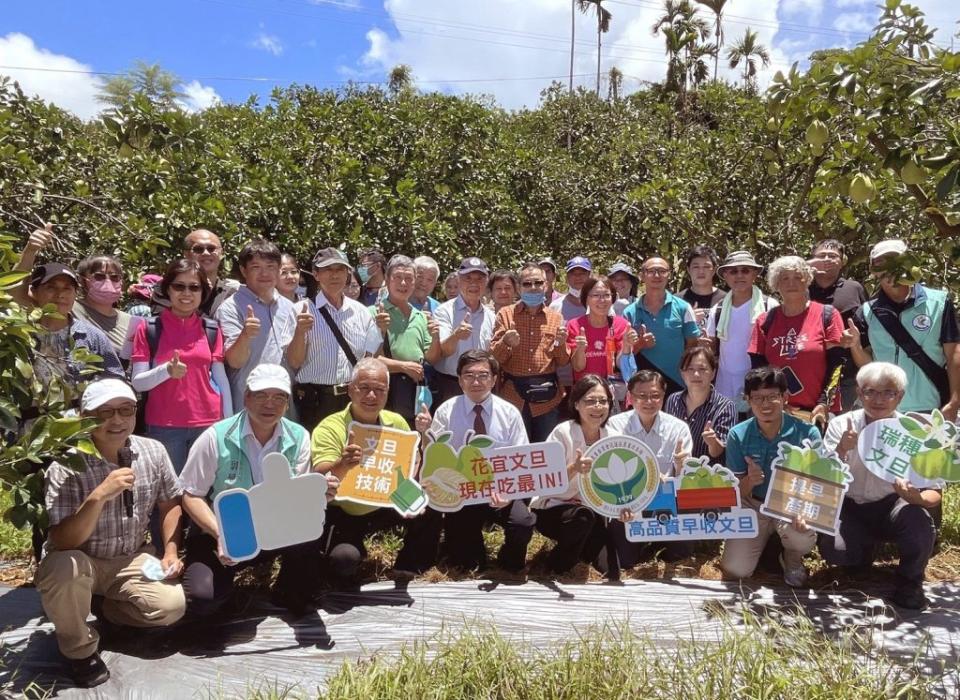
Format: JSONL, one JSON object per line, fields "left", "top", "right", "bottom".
{"left": 181, "top": 363, "right": 337, "bottom": 616}
{"left": 847, "top": 239, "right": 960, "bottom": 419}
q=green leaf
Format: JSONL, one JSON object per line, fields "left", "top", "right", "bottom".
{"left": 935, "top": 164, "right": 959, "bottom": 201}
{"left": 468, "top": 436, "right": 494, "bottom": 448}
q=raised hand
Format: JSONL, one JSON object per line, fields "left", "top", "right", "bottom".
{"left": 375, "top": 302, "right": 391, "bottom": 333}
{"left": 574, "top": 330, "right": 588, "bottom": 352}
{"left": 167, "top": 350, "right": 187, "bottom": 379}
{"left": 414, "top": 403, "right": 432, "bottom": 433}
{"left": 424, "top": 311, "right": 440, "bottom": 339}
{"left": 743, "top": 456, "right": 765, "bottom": 491}
{"left": 340, "top": 429, "right": 363, "bottom": 467}
{"left": 840, "top": 318, "right": 861, "bottom": 349}
{"left": 637, "top": 323, "right": 656, "bottom": 349}
{"left": 94, "top": 467, "right": 135, "bottom": 502}
{"left": 295, "top": 301, "right": 314, "bottom": 335}
{"left": 623, "top": 327, "right": 639, "bottom": 353}
{"left": 454, "top": 312, "right": 473, "bottom": 340}
{"left": 502, "top": 328, "right": 521, "bottom": 348}
{"left": 837, "top": 416, "right": 859, "bottom": 455}
{"left": 26, "top": 223, "right": 54, "bottom": 254}
{"left": 702, "top": 420, "right": 723, "bottom": 450}
{"left": 242, "top": 305, "right": 261, "bottom": 338}
{"left": 672, "top": 437, "right": 689, "bottom": 473}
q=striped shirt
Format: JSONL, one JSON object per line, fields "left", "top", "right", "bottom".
{"left": 44, "top": 436, "right": 181, "bottom": 559}
{"left": 295, "top": 290, "right": 380, "bottom": 385}
{"left": 664, "top": 389, "right": 737, "bottom": 461}
{"left": 432, "top": 295, "right": 495, "bottom": 376}
{"left": 490, "top": 302, "right": 570, "bottom": 416}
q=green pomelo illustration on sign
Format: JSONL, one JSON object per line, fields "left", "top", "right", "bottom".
{"left": 858, "top": 410, "right": 960, "bottom": 486}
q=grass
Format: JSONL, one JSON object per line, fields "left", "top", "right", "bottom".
{"left": 221, "top": 614, "right": 954, "bottom": 699}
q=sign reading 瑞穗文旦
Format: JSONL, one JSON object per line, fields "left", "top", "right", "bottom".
{"left": 857, "top": 410, "right": 960, "bottom": 487}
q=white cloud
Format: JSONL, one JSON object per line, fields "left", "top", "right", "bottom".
{"left": 835, "top": 0, "right": 872, "bottom": 7}
{"left": 251, "top": 32, "right": 284, "bottom": 56}
{"left": 832, "top": 12, "right": 873, "bottom": 33}
{"left": 0, "top": 32, "right": 102, "bottom": 120}
{"left": 780, "top": 0, "right": 824, "bottom": 18}
{"left": 179, "top": 80, "right": 221, "bottom": 112}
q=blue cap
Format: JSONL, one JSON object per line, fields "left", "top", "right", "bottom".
{"left": 566, "top": 256, "right": 592, "bottom": 273}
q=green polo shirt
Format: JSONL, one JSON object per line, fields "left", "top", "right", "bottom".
{"left": 311, "top": 403, "right": 410, "bottom": 516}
{"left": 369, "top": 299, "right": 431, "bottom": 362}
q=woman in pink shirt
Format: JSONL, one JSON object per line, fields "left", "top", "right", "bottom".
{"left": 566, "top": 276, "right": 630, "bottom": 407}
{"left": 131, "top": 259, "right": 232, "bottom": 473}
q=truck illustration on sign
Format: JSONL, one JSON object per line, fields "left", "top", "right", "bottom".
{"left": 642, "top": 479, "right": 738, "bottom": 524}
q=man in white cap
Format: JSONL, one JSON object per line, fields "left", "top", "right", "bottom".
{"left": 848, "top": 239, "right": 960, "bottom": 419}
{"left": 180, "top": 364, "right": 336, "bottom": 616}
{"left": 36, "top": 378, "right": 185, "bottom": 688}
{"left": 432, "top": 256, "right": 496, "bottom": 403}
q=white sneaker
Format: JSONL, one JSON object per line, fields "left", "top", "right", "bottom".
{"left": 779, "top": 554, "right": 808, "bottom": 588}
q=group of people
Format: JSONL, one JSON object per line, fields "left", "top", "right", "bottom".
{"left": 12, "top": 225, "right": 953, "bottom": 687}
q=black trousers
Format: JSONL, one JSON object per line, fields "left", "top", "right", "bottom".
{"left": 293, "top": 384, "right": 350, "bottom": 432}
{"left": 183, "top": 532, "right": 321, "bottom": 615}
{"left": 433, "top": 373, "right": 463, "bottom": 405}
{"left": 607, "top": 519, "right": 693, "bottom": 565}
{"left": 534, "top": 503, "right": 609, "bottom": 573}
{"left": 818, "top": 494, "right": 936, "bottom": 585}
{"left": 442, "top": 500, "right": 536, "bottom": 571}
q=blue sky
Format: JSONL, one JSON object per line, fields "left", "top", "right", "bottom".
{"left": 1, "top": 0, "right": 956, "bottom": 118}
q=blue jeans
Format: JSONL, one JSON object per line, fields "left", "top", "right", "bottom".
{"left": 146, "top": 425, "right": 206, "bottom": 475}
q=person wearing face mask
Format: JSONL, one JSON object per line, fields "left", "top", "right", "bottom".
{"left": 490, "top": 263, "right": 570, "bottom": 441}
{"left": 357, "top": 247, "right": 387, "bottom": 306}
{"left": 72, "top": 255, "right": 144, "bottom": 364}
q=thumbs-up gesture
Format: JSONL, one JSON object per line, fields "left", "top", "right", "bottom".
{"left": 167, "top": 349, "right": 187, "bottom": 379}
{"left": 242, "top": 305, "right": 261, "bottom": 338}
{"left": 574, "top": 329, "right": 588, "bottom": 351}
{"left": 555, "top": 324, "right": 567, "bottom": 344}
{"left": 424, "top": 311, "right": 440, "bottom": 339}
{"left": 340, "top": 429, "right": 363, "bottom": 468}
{"left": 623, "top": 327, "right": 639, "bottom": 353}
{"left": 672, "top": 437, "right": 689, "bottom": 473}
{"left": 693, "top": 301, "right": 707, "bottom": 326}
{"left": 502, "top": 328, "right": 521, "bottom": 348}
{"left": 375, "top": 302, "right": 391, "bottom": 333}
{"left": 840, "top": 317, "right": 861, "bottom": 349}
{"left": 743, "top": 456, "right": 765, "bottom": 491}
{"left": 26, "top": 223, "right": 54, "bottom": 254}
{"left": 570, "top": 448, "right": 593, "bottom": 476}
{"left": 637, "top": 323, "right": 656, "bottom": 349}
{"left": 837, "top": 416, "right": 858, "bottom": 455}
{"left": 295, "top": 301, "right": 314, "bottom": 335}
{"left": 414, "top": 403, "right": 432, "bottom": 433}
{"left": 454, "top": 312, "right": 473, "bottom": 340}
{"left": 702, "top": 420, "right": 723, "bottom": 452}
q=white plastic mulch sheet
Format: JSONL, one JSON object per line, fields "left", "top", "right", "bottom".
{"left": 1, "top": 578, "right": 958, "bottom": 698}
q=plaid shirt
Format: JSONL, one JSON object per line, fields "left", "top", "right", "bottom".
{"left": 44, "top": 435, "right": 181, "bottom": 559}
{"left": 490, "top": 302, "right": 570, "bottom": 417}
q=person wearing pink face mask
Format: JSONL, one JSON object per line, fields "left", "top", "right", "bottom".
{"left": 73, "top": 255, "right": 145, "bottom": 364}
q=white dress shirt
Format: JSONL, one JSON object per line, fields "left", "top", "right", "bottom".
{"left": 180, "top": 414, "right": 312, "bottom": 497}
{"left": 430, "top": 393, "right": 528, "bottom": 449}
{"left": 433, "top": 295, "right": 495, "bottom": 376}
{"left": 605, "top": 409, "right": 693, "bottom": 476}
{"left": 823, "top": 409, "right": 897, "bottom": 504}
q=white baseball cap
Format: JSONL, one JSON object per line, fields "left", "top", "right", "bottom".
{"left": 869, "top": 239, "right": 908, "bottom": 263}
{"left": 81, "top": 378, "right": 137, "bottom": 412}
{"left": 246, "top": 364, "right": 291, "bottom": 394}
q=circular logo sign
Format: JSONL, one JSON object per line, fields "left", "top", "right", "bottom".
{"left": 912, "top": 314, "right": 932, "bottom": 332}
{"left": 580, "top": 435, "right": 661, "bottom": 518}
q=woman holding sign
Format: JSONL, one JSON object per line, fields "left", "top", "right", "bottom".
{"left": 532, "top": 375, "right": 624, "bottom": 575}
{"left": 820, "top": 362, "right": 939, "bottom": 610}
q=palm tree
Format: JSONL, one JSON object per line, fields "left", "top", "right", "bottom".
{"left": 387, "top": 64, "right": 414, "bottom": 96}
{"left": 97, "top": 61, "right": 185, "bottom": 109}
{"left": 726, "top": 28, "right": 770, "bottom": 89}
{"left": 652, "top": 0, "right": 710, "bottom": 93}
{"left": 695, "top": 0, "right": 729, "bottom": 81}
{"left": 607, "top": 66, "right": 623, "bottom": 101}
{"left": 577, "top": 0, "right": 613, "bottom": 96}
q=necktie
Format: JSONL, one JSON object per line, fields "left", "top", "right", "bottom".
{"left": 473, "top": 403, "right": 486, "bottom": 436}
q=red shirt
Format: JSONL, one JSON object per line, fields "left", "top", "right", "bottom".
{"left": 566, "top": 315, "right": 629, "bottom": 382}
{"left": 748, "top": 302, "right": 843, "bottom": 410}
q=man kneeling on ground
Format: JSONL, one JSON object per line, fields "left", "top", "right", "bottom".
{"left": 37, "top": 378, "right": 186, "bottom": 688}
{"left": 180, "top": 364, "right": 337, "bottom": 616}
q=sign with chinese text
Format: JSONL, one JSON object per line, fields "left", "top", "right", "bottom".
{"left": 420, "top": 432, "right": 567, "bottom": 512}
{"left": 579, "top": 435, "right": 662, "bottom": 518}
{"left": 858, "top": 410, "right": 960, "bottom": 487}
{"left": 215, "top": 452, "right": 327, "bottom": 562}
{"left": 336, "top": 423, "right": 427, "bottom": 516}
{"left": 760, "top": 440, "right": 852, "bottom": 536}
{"left": 625, "top": 456, "right": 759, "bottom": 542}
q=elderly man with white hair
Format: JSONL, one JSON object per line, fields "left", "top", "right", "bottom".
{"left": 821, "top": 361, "right": 939, "bottom": 610}
{"left": 748, "top": 255, "right": 845, "bottom": 428}
{"left": 411, "top": 255, "right": 441, "bottom": 313}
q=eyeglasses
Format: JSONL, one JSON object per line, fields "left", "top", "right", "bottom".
{"left": 521, "top": 280, "right": 546, "bottom": 289}
{"left": 93, "top": 404, "right": 137, "bottom": 420}
{"left": 725, "top": 266, "right": 756, "bottom": 275}
{"left": 461, "top": 371, "right": 493, "bottom": 383}
{"left": 862, "top": 388, "right": 900, "bottom": 400}
{"left": 814, "top": 251, "right": 842, "bottom": 260}
{"left": 682, "top": 365, "right": 713, "bottom": 375}
{"left": 748, "top": 393, "right": 784, "bottom": 405}
{"left": 354, "top": 384, "right": 388, "bottom": 396}
{"left": 279, "top": 268, "right": 300, "bottom": 277}
{"left": 249, "top": 391, "right": 289, "bottom": 404}
{"left": 170, "top": 282, "right": 202, "bottom": 293}
{"left": 89, "top": 272, "right": 122, "bottom": 283}
{"left": 631, "top": 393, "right": 663, "bottom": 402}
{"left": 190, "top": 244, "right": 219, "bottom": 255}
{"left": 642, "top": 269, "right": 669, "bottom": 277}
{"left": 579, "top": 398, "right": 610, "bottom": 408}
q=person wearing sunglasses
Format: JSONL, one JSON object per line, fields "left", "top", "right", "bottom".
{"left": 181, "top": 228, "right": 239, "bottom": 317}
{"left": 36, "top": 378, "right": 185, "bottom": 688}
{"left": 819, "top": 361, "right": 938, "bottom": 609}
{"left": 705, "top": 251, "right": 778, "bottom": 417}
{"left": 131, "top": 259, "right": 232, "bottom": 474}
{"left": 72, "top": 254, "right": 144, "bottom": 364}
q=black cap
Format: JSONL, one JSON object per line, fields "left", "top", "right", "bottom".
{"left": 458, "top": 256, "right": 489, "bottom": 275}
{"left": 30, "top": 263, "right": 79, "bottom": 289}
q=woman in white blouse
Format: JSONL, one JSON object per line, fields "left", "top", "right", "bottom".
{"left": 533, "top": 374, "right": 628, "bottom": 576}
